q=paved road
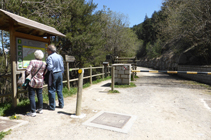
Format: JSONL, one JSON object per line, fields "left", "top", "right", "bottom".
{"left": 3, "top": 66, "right": 211, "bottom": 140}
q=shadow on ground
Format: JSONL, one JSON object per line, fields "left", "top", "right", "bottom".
{"left": 101, "top": 83, "right": 111, "bottom": 87}
{"left": 3, "top": 103, "right": 49, "bottom": 116}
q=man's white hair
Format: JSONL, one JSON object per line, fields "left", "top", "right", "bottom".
{"left": 48, "top": 44, "right": 56, "bottom": 52}
{"left": 34, "top": 50, "right": 44, "bottom": 60}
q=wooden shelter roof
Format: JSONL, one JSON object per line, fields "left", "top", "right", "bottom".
{"left": 0, "top": 9, "right": 65, "bottom": 37}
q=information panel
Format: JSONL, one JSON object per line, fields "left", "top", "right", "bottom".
{"left": 16, "top": 37, "right": 48, "bottom": 69}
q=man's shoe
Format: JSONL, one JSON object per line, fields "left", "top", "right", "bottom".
{"left": 56, "top": 106, "right": 63, "bottom": 109}
{"left": 27, "top": 112, "right": 36, "bottom": 117}
{"left": 37, "top": 109, "right": 43, "bottom": 114}
{"left": 48, "top": 107, "right": 55, "bottom": 111}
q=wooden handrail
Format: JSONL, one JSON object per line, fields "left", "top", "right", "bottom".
{"left": 0, "top": 66, "right": 111, "bottom": 98}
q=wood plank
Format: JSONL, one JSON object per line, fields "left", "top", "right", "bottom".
{"left": 116, "top": 57, "right": 136, "bottom": 59}
{"left": 9, "top": 20, "right": 18, "bottom": 107}
{"left": 14, "top": 32, "right": 49, "bottom": 43}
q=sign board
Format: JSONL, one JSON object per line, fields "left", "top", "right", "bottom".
{"left": 16, "top": 37, "right": 48, "bottom": 69}
{"left": 65, "top": 55, "right": 75, "bottom": 62}
{"left": 103, "top": 62, "right": 109, "bottom": 66}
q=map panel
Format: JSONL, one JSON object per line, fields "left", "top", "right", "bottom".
{"left": 16, "top": 38, "right": 48, "bottom": 69}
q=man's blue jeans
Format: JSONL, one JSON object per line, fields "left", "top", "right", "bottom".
{"left": 28, "top": 86, "right": 43, "bottom": 113}
{"left": 48, "top": 71, "right": 64, "bottom": 110}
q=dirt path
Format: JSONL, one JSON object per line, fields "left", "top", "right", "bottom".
{"left": 3, "top": 66, "right": 211, "bottom": 140}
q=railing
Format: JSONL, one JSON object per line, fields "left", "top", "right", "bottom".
{"left": 0, "top": 66, "right": 112, "bottom": 101}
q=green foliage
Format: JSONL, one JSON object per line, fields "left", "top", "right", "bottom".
{"left": 0, "top": 129, "right": 11, "bottom": 140}
{"left": 108, "top": 90, "right": 120, "bottom": 93}
{"left": 92, "top": 76, "right": 111, "bottom": 84}
{"left": 0, "top": 103, "right": 11, "bottom": 116}
{"left": 1, "top": 0, "right": 140, "bottom": 67}
{"left": 131, "top": 75, "right": 139, "bottom": 81}
{"left": 101, "top": 7, "right": 139, "bottom": 58}
{"left": 9, "top": 114, "right": 21, "bottom": 120}
{"left": 133, "top": 0, "right": 211, "bottom": 63}
{"left": 114, "top": 82, "right": 136, "bottom": 88}
{"left": 62, "top": 87, "right": 77, "bottom": 98}
{"left": 146, "top": 39, "right": 162, "bottom": 58}
{"left": 83, "top": 83, "right": 91, "bottom": 89}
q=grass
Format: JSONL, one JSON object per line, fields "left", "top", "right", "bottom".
{"left": 114, "top": 82, "right": 136, "bottom": 88}
{"left": 0, "top": 130, "right": 11, "bottom": 140}
{"left": 131, "top": 75, "right": 139, "bottom": 81}
{"left": 9, "top": 114, "right": 21, "bottom": 120}
{"left": 108, "top": 90, "right": 120, "bottom": 93}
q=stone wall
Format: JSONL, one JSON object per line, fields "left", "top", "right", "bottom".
{"left": 178, "top": 65, "right": 211, "bottom": 85}
{"left": 112, "top": 64, "right": 131, "bottom": 85}
{"left": 137, "top": 55, "right": 179, "bottom": 71}
{"left": 137, "top": 56, "right": 211, "bottom": 85}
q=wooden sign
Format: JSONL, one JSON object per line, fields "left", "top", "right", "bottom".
{"left": 65, "top": 55, "right": 75, "bottom": 62}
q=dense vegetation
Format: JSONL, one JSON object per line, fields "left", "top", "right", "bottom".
{"left": 0, "top": 0, "right": 139, "bottom": 69}
{"left": 132, "top": 0, "right": 211, "bottom": 65}
{"left": 0, "top": 0, "right": 140, "bottom": 101}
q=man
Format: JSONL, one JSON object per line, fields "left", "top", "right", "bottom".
{"left": 46, "top": 44, "right": 64, "bottom": 110}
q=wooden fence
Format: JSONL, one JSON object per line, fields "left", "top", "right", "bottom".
{"left": 0, "top": 65, "right": 112, "bottom": 103}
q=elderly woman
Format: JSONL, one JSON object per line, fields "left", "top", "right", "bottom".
{"left": 25, "top": 50, "right": 46, "bottom": 117}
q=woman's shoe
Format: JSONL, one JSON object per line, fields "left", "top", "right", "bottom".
{"left": 26, "top": 112, "right": 36, "bottom": 117}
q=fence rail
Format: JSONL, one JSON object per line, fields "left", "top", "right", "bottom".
{"left": 0, "top": 66, "right": 111, "bottom": 101}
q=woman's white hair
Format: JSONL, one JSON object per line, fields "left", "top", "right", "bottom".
{"left": 34, "top": 50, "right": 44, "bottom": 60}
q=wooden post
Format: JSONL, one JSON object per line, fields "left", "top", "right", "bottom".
{"left": 65, "top": 55, "right": 75, "bottom": 90}
{"left": 102, "top": 65, "right": 104, "bottom": 80}
{"left": 76, "top": 69, "right": 84, "bottom": 116}
{"left": 132, "top": 66, "right": 135, "bottom": 81}
{"left": 108, "top": 66, "right": 110, "bottom": 77}
{"left": 90, "top": 65, "right": 92, "bottom": 85}
{"left": 135, "top": 57, "right": 137, "bottom": 76}
{"left": 111, "top": 66, "right": 115, "bottom": 91}
{"left": 66, "top": 62, "right": 70, "bottom": 90}
{"left": 105, "top": 65, "right": 108, "bottom": 78}
{"left": 9, "top": 20, "right": 18, "bottom": 107}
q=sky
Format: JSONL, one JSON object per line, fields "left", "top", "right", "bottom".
{"left": 92, "top": 0, "right": 164, "bottom": 27}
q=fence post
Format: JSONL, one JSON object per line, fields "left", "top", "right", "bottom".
{"left": 76, "top": 68, "right": 84, "bottom": 116}
{"left": 132, "top": 66, "right": 135, "bottom": 81}
{"left": 90, "top": 65, "right": 92, "bottom": 85}
{"left": 66, "top": 62, "right": 70, "bottom": 90}
{"left": 105, "top": 65, "right": 108, "bottom": 78}
{"left": 111, "top": 66, "right": 115, "bottom": 91}
{"left": 102, "top": 65, "right": 104, "bottom": 80}
{"left": 135, "top": 57, "right": 137, "bottom": 76}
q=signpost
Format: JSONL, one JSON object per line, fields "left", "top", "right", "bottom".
{"left": 65, "top": 55, "right": 75, "bottom": 62}
{"left": 65, "top": 55, "right": 75, "bottom": 90}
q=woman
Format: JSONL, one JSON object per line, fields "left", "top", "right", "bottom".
{"left": 26, "top": 50, "right": 46, "bottom": 117}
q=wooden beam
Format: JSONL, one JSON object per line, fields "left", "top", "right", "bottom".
{"left": 115, "top": 57, "right": 136, "bottom": 60}
{"left": 14, "top": 32, "right": 50, "bottom": 43}
{"left": 9, "top": 20, "right": 18, "bottom": 107}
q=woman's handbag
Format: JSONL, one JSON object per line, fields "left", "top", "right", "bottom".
{"left": 22, "top": 62, "right": 43, "bottom": 89}
{"left": 17, "top": 71, "right": 26, "bottom": 89}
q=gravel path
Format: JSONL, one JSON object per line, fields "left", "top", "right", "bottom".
{"left": 3, "top": 66, "right": 211, "bottom": 140}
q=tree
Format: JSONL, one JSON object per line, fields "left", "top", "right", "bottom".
{"left": 161, "top": 0, "right": 211, "bottom": 63}
{"left": 101, "top": 7, "right": 139, "bottom": 58}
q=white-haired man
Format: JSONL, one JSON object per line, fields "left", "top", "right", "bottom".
{"left": 26, "top": 50, "right": 46, "bottom": 117}
{"left": 46, "top": 44, "right": 64, "bottom": 110}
